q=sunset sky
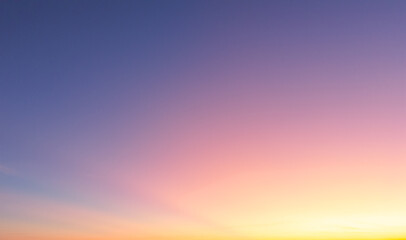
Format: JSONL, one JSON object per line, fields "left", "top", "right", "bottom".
{"left": 1, "top": 1, "right": 405, "bottom": 240}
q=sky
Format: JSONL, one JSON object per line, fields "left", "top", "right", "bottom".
{"left": 1, "top": 1, "right": 405, "bottom": 239}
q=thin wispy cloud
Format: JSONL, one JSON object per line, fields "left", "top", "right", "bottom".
{"left": 0, "top": 164, "right": 15, "bottom": 176}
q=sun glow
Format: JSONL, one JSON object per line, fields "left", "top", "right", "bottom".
{"left": 230, "top": 214, "right": 406, "bottom": 240}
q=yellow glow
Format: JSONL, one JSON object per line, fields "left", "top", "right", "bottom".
{"left": 220, "top": 214, "right": 406, "bottom": 240}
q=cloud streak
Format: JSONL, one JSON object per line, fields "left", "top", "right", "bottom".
{"left": 0, "top": 164, "right": 15, "bottom": 176}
